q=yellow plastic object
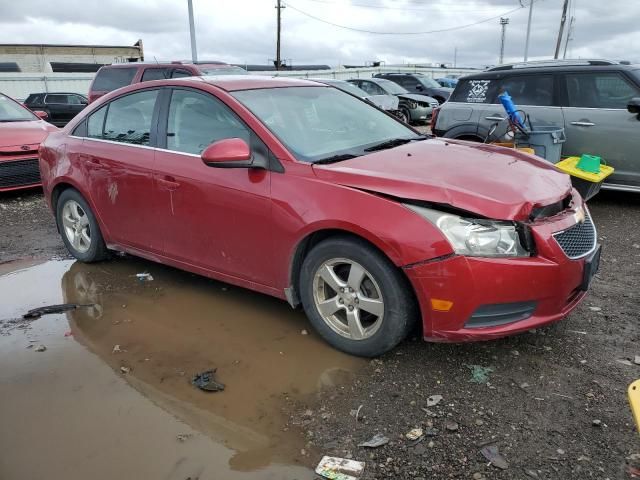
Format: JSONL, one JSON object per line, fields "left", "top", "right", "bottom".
{"left": 490, "top": 142, "right": 535, "bottom": 155}
{"left": 556, "top": 156, "right": 615, "bottom": 182}
{"left": 630, "top": 379, "right": 640, "bottom": 434}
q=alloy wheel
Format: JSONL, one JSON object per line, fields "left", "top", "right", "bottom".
{"left": 61, "top": 200, "right": 92, "bottom": 253}
{"left": 312, "top": 258, "right": 385, "bottom": 340}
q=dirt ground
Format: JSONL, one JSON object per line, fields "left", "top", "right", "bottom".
{"left": 1, "top": 188, "right": 639, "bottom": 479}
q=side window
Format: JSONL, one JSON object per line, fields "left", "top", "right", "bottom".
{"left": 360, "top": 82, "right": 384, "bottom": 96}
{"left": 499, "top": 75, "right": 553, "bottom": 106}
{"left": 166, "top": 89, "right": 250, "bottom": 155}
{"left": 92, "top": 67, "right": 137, "bottom": 92}
{"left": 171, "top": 69, "right": 192, "bottom": 78}
{"left": 398, "top": 76, "right": 418, "bottom": 89}
{"left": 450, "top": 79, "right": 497, "bottom": 104}
{"left": 67, "top": 95, "right": 83, "bottom": 105}
{"left": 141, "top": 68, "right": 171, "bottom": 82}
{"left": 87, "top": 106, "right": 107, "bottom": 139}
{"left": 46, "top": 94, "right": 67, "bottom": 104}
{"left": 566, "top": 73, "right": 640, "bottom": 109}
{"left": 102, "top": 90, "right": 158, "bottom": 145}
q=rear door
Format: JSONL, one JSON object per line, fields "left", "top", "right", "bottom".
{"left": 153, "top": 87, "right": 273, "bottom": 284}
{"left": 44, "top": 94, "right": 71, "bottom": 126}
{"left": 560, "top": 71, "right": 640, "bottom": 188}
{"left": 79, "top": 89, "right": 161, "bottom": 252}
{"left": 67, "top": 94, "right": 87, "bottom": 121}
{"left": 479, "top": 74, "right": 564, "bottom": 143}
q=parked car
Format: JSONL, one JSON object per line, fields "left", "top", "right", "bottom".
{"left": 24, "top": 92, "right": 88, "bottom": 127}
{"left": 374, "top": 72, "right": 454, "bottom": 104}
{"left": 88, "top": 61, "right": 248, "bottom": 103}
{"left": 0, "top": 93, "right": 57, "bottom": 192}
{"left": 436, "top": 77, "right": 458, "bottom": 88}
{"left": 432, "top": 59, "right": 640, "bottom": 192}
{"left": 347, "top": 78, "right": 438, "bottom": 124}
{"left": 309, "top": 78, "right": 401, "bottom": 118}
{"left": 40, "top": 76, "right": 598, "bottom": 357}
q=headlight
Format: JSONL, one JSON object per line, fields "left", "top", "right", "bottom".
{"left": 405, "top": 205, "right": 529, "bottom": 257}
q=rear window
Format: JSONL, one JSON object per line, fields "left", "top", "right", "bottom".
{"left": 92, "top": 67, "right": 137, "bottom": 92}
{"left": 450, "top": 78, "right": 497, "bottom": 104}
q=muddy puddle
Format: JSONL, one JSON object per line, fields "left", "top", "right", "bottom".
{"left": 0, "top": 258, "right": 364, "bottom": 479}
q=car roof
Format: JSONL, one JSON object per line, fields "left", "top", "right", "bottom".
{"left": 99, "top": 61, "right": 233, "bottom": 70}
{"left": 196, "top": 75, "right": 324, "bottom": 91}
{"left": 462, "top": 61, "right": 639, "bottom": 80}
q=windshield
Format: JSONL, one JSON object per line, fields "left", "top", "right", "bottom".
{"left": 200, "top": 66, "right": 248, "bottom": 75}
{"left": 0, "top": 94, "right": 36, "bottom": 122}
{"left": 324, "top": 81, "right": 369, "bottom": 98}
{"left": 418, "top": 77, "right": 441, "bottom": 89}
{"left": 232, "top": 86, "right": 420, "bottom": 163}
{"left": 376, "top": 79, "right": 408, "bottom": 95}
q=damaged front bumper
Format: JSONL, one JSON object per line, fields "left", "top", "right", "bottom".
{"left": 404, "top": 202, "right": 598, "bottom": 342}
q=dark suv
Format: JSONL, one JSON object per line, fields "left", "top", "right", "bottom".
{"left": 88, "top": 61, "right": 248, "bottom": 103}
{"left": 374, "top": 72, "right": 453, "bottom": 104}
{"left": 433, "top": 60, "right": 640, "bottom": 192}
{"left": 24, "top": 92, "right": 88, "bottom": 127}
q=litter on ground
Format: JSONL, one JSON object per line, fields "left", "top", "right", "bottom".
{"left": 315, "top": 456, "right": 365, "bottom": 480}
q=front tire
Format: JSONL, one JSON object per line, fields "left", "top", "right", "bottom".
{"left": 56, "top": 189, "right": 109, "bottom": 263}
{"left": 299, "top": 237, "right": 417, "bottom": 357}
{"left": 398, "top": 108, "right": 411, "bottom": 124}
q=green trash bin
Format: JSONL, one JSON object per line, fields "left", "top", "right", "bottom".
{"left": 515, "top": 125, "right": 566, "bottom": 163}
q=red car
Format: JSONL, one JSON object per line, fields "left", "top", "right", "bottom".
{"left": 0, "top": 93, "right": 57, "bottom": 192}
{"left": 39, "top": 77, "right": 600, "bottom": 357}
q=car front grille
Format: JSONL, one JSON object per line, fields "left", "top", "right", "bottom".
{"left": 0, "top": 158, "right": 41, "bottom": 189}
{"left": 553, "top": 210, "right": 596, "bottom": 259}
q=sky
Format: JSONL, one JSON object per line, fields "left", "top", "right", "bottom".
{"left": 0, "top": 0, "right": 638, "bottom": 68}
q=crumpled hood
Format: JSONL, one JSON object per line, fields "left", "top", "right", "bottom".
{"left": 312, "top": 138, "right": 572, "bottom": 221}
{"left": 396, "top": 93, "right": 437, "bottom": 105}
{"left": 0, "top": 120, "right": 57, "bottom": 149}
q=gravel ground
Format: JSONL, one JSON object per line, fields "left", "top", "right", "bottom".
{"left": 290, "top": 190, "right": 640, "bottom": 479}
{"left": 1, "top": 188, "right": 639, "bottom": 480}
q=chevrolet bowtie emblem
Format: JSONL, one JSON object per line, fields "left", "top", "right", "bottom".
{"left": 20, "top": 145, "right": 31, "bottom": 151}
{"left": 573, "top": 206, "right": 586, "bottom": 224}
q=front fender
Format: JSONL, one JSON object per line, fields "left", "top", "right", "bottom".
{"left": 271, "top": 172, "right": 454, "bottom": 290}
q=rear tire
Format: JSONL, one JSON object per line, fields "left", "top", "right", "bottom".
{"left": 56, "top": 189, "right": 109, "bottom": 263}
{"left": 299, "top": 236, "right": 417, "bottom": 357}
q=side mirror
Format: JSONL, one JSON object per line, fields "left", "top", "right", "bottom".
{"left": 33, "top": 110, "right": 49, "bottom": 120}
{"left": 415, "top": 84, "right": 424, "bottom": 91}
{"left": 201, "top": 138, "right": 253, "bottom": 168}
{"left": 628, "top": 97, "right": 640, "bottom": 116}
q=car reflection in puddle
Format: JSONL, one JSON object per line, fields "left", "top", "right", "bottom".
{"left": 61, "top": 257, "right": 364, "bottom": 471}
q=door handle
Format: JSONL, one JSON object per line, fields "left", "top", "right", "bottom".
{"left": 157, "top": 176, "right": 180, "bottom": 190}
{"left": 485, "top": 116, "right": 506, "bottom": 121}
{"left": 570, "top": 121, "right": 595, "bottom": 127}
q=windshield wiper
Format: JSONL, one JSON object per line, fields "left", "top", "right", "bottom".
{"left": 363, "top": 137, "right": 423, "bottom": 152}
{"left": 314, "top": 153, "right": 360, "bottom": 165}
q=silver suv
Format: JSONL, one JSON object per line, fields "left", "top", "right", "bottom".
{"left": 433, "top": 60, "right": 640, "bottom": 192}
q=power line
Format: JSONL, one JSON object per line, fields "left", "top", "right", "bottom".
{"left": 284, "top": 0, "right": 541, "bottom": 36}
{"left": 297, "top": 0, "right": 505, "bottom": 13}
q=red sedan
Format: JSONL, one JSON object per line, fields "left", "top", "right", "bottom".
{"left": 39, "top": 76, "right": 600, "bottom": 357}
{"left": 0, "top": 93, "right": 57, "bottom": 192}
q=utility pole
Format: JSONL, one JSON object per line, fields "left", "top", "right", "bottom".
{"left": 563, "top": 16, "right": 575, "bottom": 59}
{"left": 275, "top": 0, "right": 285, "bottom": 70}
{"left": 454, "top": 46, "right": 457, "bottom": 68}
{"left": 554, "top": 0, "right": 569, "bottom": 59}
{"left": 187, "top": 0, "right": 198, "bottom": 62}
{"left": 523, "top": 0, "right": 534, "bottom": 61}
{"left": 499, "top": 18, "right": 509, "bottom": 65}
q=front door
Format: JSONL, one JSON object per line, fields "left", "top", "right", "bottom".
{"left": 561, "top": 71, "right": 640, "bottom": 188}
{"left": 82, "top": 89, "right": 161, "bottom": 252}
{"left": 153, "top": 88, "right": 274, "bottom": 285}
{"left": 479, "top": 74, "right": 565, "bottom": 145}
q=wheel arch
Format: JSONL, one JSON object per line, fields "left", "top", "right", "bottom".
{"left": 50, "top": 179, "right": 109, "bottom": 240}
{"left": 286, "top": 228, "right": 422, "bottom": 330}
